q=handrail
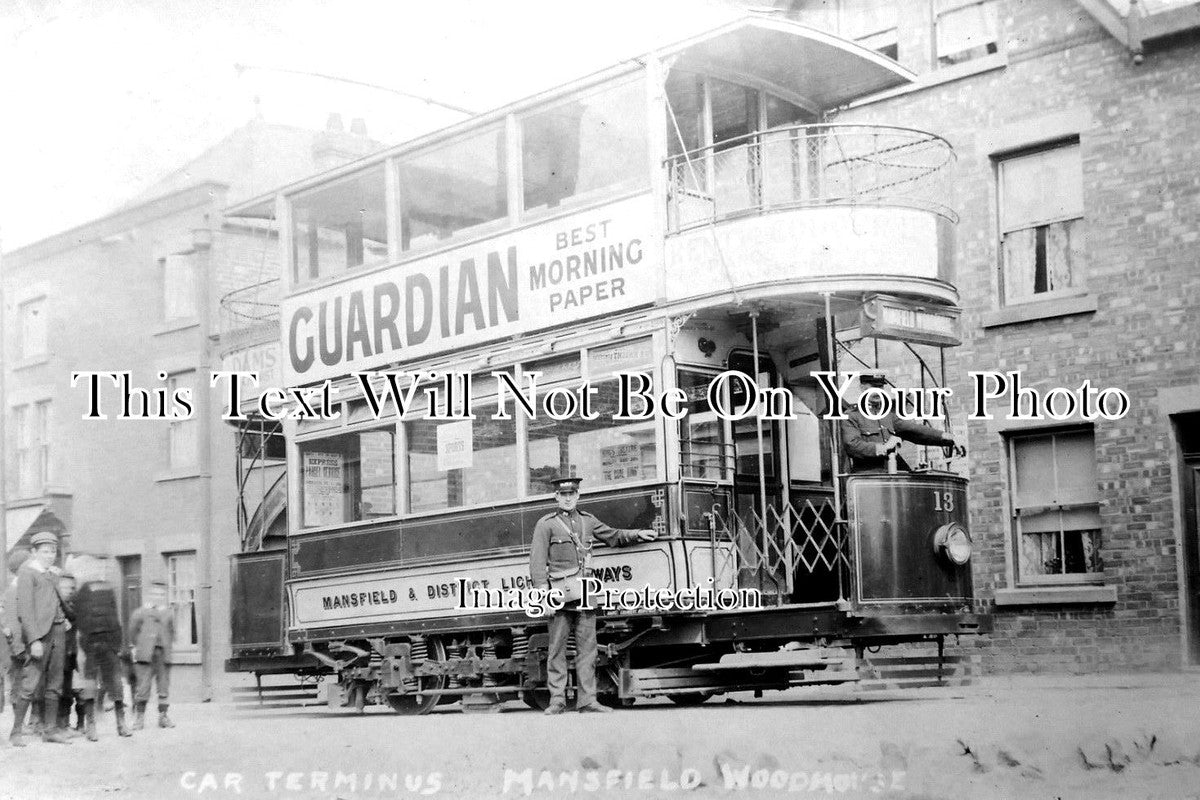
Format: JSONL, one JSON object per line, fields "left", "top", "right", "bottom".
{"left": 663, "top": 122, "right": 954, "bottom": 168}
{"left": 664, "top": 122, "right": 957, "bottom": 233}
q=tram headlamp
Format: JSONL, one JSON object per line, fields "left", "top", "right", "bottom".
{"left": 933, "top": 523, "right": 972, "bottom": 565}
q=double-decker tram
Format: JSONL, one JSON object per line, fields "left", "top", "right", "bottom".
{"left": 222, "top": 15, "right": 989, "bottom": 713}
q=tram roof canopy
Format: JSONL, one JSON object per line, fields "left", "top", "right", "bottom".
{"left": 662, "top": 15, "right": 914, "bottom": 111}
{"left": 227, "top": 15, "right": 914, "bottom": 220}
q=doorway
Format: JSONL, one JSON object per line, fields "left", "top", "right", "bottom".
{"left": 1177, "top": 412, "right": 1200, "bottom": 664}
{"left": 117, "top": 555, "right": 142, "bottom": 628}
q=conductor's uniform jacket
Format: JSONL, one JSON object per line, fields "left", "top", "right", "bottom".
{"left": 529, "top": 510, "right": 643, "bottom": 589}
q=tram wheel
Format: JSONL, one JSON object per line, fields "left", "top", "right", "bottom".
{"left": 521, "top": 688, "right": 551, "bottom": 711}
{"left": 599, "top": 694, "right": 635, "bottom": 708}
{"left": 385, "top": 636, "right": 446, "bottom": 716}
{"left": 667, "top": 692, "right": 713, "bottom": 707}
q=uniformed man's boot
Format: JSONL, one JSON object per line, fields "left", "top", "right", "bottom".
{"left": 132, "top": 701, "right": 146, "bottom": 731}
{"left": 83, "top": 700, "right": 98, "bottom": 742}
{"left": 9, "top": 700, "right": 29, "bottom": 747}
{"left": 158, "top": 704, "right": 175, "bottom": 728}
{"left": 115, "top": 702, "right": 133, "bottom": 738}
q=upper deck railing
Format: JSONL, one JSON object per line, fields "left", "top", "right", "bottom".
{"left": 665, "top": 123, "right": 956, "bottom": 234}
{"left": 218, "top": 277, "right": 281, "bottom": 347}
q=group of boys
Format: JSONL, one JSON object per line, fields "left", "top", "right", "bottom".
{"left": 0, "top": 531, "right": 176, "bottom": 746}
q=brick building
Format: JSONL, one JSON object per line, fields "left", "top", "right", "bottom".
{"left": 772, "top": 0, "right": 1200, "bottom": 671}
{"left": 1, "top": 115, "right": 381, "bottom": 698}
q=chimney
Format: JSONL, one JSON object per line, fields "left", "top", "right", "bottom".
{"left": 313, "top": 113, "right": 380, "bottom": 171}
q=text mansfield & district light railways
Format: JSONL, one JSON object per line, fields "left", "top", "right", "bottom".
{"left": 71, "top": 369, "right": 1131, "bottom": 424}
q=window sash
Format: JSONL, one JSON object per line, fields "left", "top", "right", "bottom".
{"left": 1010, "top": 429, "right": 1102, "bottom": 583}
{"left": 935, "top": 0, "right": 1000, "bottom": 61}
{"left": 163, "top": 255, "right": 198, "bottom": 320}
{"left": 18, "top": 299, "right": 47, "bottom": 358}
{"left": 167, "top": 373, "right": 198, "bottom": 468}
{"left": 998, "top": 144, "right": 1083, "bottom": 232}
{"left": 166, "top": 553, "right": 198, "bottom": 649}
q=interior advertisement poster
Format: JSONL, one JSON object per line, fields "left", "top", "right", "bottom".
{"left": 301, "top": 451, "right": 344, "bottom": 527}
{"left": 11, "top": 2, "right": 1190, "bottom": 799}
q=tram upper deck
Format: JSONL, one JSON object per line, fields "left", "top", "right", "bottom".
{"left": 224, "top": 15, "right": 958, "bottom": 392}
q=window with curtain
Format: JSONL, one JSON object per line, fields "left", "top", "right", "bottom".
{"left": 935, "top": 0, "right": 1000, "bottom": 66}
{"left": 1010, "top": 429, "right": 1103, "bottom": 583}
{"left": 165, "top": 551, "right": 198, "bottom": 650}
{"left": 167, "top": 371, "right": 199, "bottom": 469}
{"left": 998, "top": 142, "right": 1085, "bottom": 304}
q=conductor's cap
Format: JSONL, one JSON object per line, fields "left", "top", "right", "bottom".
{"left": 551, "top": 476, "right": 582, "bottom": 493}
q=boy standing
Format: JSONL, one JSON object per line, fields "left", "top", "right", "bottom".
{"left": 128, "top": 581, "right": 175, "bottom": 729}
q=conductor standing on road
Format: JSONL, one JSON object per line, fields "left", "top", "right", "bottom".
{"left": 529, "top": 476, "right": 657, "bottom": 715}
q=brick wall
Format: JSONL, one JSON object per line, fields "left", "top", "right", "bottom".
{"left": 791, "top": 0, "right": 1200, "bottom": 672}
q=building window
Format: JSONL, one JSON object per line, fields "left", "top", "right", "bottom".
{"left": 167, "top": 371, "right": 198, "bottom": 469}
{"left": 14, "top": 401, "right": 51, "bottom": 497}
{"left": 841, "top": 0, "right": 898, "bottom": 60}
{"left": 1009, "top": 428, "right": 1103, "bottom": 584}
{"left": 291, "top": 165, "right": 388, "bottom": 285}
{"left": 162, "top": 255, "right": 198, "bottom": 320}
{"left": 165, "top": 551, "right": 198, "bottom": 650}
{"left": 17, "top": 297, "right": 48, "bottom": 359}
{"left": 997, "top": 142, "right": 1085, "bottom": 305}
{"left": 935, "top": 0, "right": 1000, "bottom": 67}
{"left": 299, "top": 427, "right": 396, "bottom": 527}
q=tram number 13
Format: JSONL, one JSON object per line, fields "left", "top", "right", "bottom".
{"left": 931, "top": 491, "right": 955, "bottom": 512}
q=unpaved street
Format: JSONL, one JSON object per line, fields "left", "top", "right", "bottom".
{"left": 2, "top": 674, "right": 1199, "bottom": 800}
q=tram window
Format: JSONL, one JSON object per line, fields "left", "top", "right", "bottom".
{"left": 764, "top": 94, "right": 813, "bottom": 129}
{"left": 665, "top": 71, "right": 703, "bottom": 159}
{"left": 291, "top": 165, "right": 388, "bottom": 284}
{"left": 399, "top": 126, "right": 507, "bottom": 252}
{"left": 678, "top": 370, "right": 728, "bottom": 480}
{"left": 709, "top": 78, "right": 759, "bottom": 149}
{"left": 406, "top": 412, "right": 518, "bottom": 512}
{"left": 521, "top": 78, "right": 648, "bottom": 213}
{"left": 1010, "top": 429, "right": 1102, "bottom": 582}
{"left": 526, "top": 381, "right": 656, "bottom": 493}
{"left": 299, "top": 428, "right": 395, "bottom": 528}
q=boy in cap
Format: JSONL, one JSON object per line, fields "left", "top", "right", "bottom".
{"left": 839, "top": 371, "right": 958, "bottom": 472}
{"left": 128, "top": 580, "right": 175, "bottom": 729}
{"left": 11, "top": 531, "right": 72, "bottom": 745}
{"left": 75, "top": 567, "right": 133, "bottom": 739}
{"left": 529, "top": 476, "right": 657, "bottom": 714}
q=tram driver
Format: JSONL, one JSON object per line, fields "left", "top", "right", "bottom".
{"left": 840, "top": 371, "right": 958, "bottom": 472}
{"left": 529, "top": 476, "right": 657, "bottom": 715}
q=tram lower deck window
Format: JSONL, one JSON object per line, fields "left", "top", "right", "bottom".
{"left": 405, "top": 411, "right": 518, "bottom": 512}
{"left": 526, "top": 380, "right": 657, "bottom": 493}
{"left": 299, "top": 429, "right": 395, "bottom": 528}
